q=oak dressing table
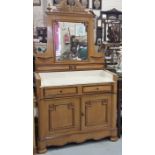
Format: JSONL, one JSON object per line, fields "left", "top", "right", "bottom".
{"left": 34, "top": 0, "right": 118, "bottom": 153}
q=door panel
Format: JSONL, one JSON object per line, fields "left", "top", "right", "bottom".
{"left": 82, "top": 95, "right": 112, "bottom": 131}
{"left": 49, "top": 103, "right": 74, "bottom": 130}
{"left": 45, "top": 98, "right": 80, "bottom": 135}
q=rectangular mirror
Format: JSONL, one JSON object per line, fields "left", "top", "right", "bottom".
{"left": 53, "top": 21, "right": 88, "bottom": 61}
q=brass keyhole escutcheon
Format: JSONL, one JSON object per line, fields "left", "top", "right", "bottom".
{"left": 60, "top": 90, "right": 62, "bottom": 93}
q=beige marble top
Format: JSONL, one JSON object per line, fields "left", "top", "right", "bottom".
{"left": 39, "top": 70, "right": 114, "bottom": 87}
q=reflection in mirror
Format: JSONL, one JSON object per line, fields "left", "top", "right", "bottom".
{"left": 34, "top": 42, "right": 47, "bottom": 53}
{"left": 53, "top": 22, "right": 88, "bottom": 61}
{"left": 33, "top": 27, "right": 47, "bottom": 54}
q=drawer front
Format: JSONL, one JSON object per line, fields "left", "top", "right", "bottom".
{"left": 44, "top": 87, "right": 77, "bottom": 97}
{"left": 83, "top": 85, "right": 112, "bottom": 93}
{"left": 37, "top": 65, "right": 69, "bottom": 72}
{"left": 76, "top": 64, "right": 104, "bottom": 70}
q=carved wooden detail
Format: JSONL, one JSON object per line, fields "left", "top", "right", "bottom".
{"left": 36, "top": 57, "right": 54, "bottom": 64}
{"left": 101, "top": 99, "right": 108, "bottom": 105}
{"left": 56, "top": 0, "right": 85, "bottom": 12}
{"left": 49, "top": 104, "right": 56, "bottom": 111}
{"left": 68, "top": 103, "right": 74, "bottom": 109}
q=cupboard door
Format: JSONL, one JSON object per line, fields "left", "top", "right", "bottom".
{"left": 82, "top": 95, "right": 112, "bottom": 131}
{"left": 46, "top": 98, "right": 80, "bottom": 135}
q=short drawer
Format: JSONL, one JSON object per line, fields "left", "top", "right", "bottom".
{"left": 44, "top": 87, "right": 77, "bottom": 97}
{"left": 82, "top": 85, "right": 112, "bottom": 93}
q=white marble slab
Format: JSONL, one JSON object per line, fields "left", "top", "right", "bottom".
{"left": 39, "top": 70, "right": 114, "bottom": 87}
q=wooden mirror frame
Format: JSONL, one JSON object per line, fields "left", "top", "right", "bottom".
{"left": 34, "top": 0, "right": 104, "bottom": 72}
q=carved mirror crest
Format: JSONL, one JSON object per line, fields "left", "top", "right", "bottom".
{"left": 56, "top": 0, "right": 85, "bottom": 11}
